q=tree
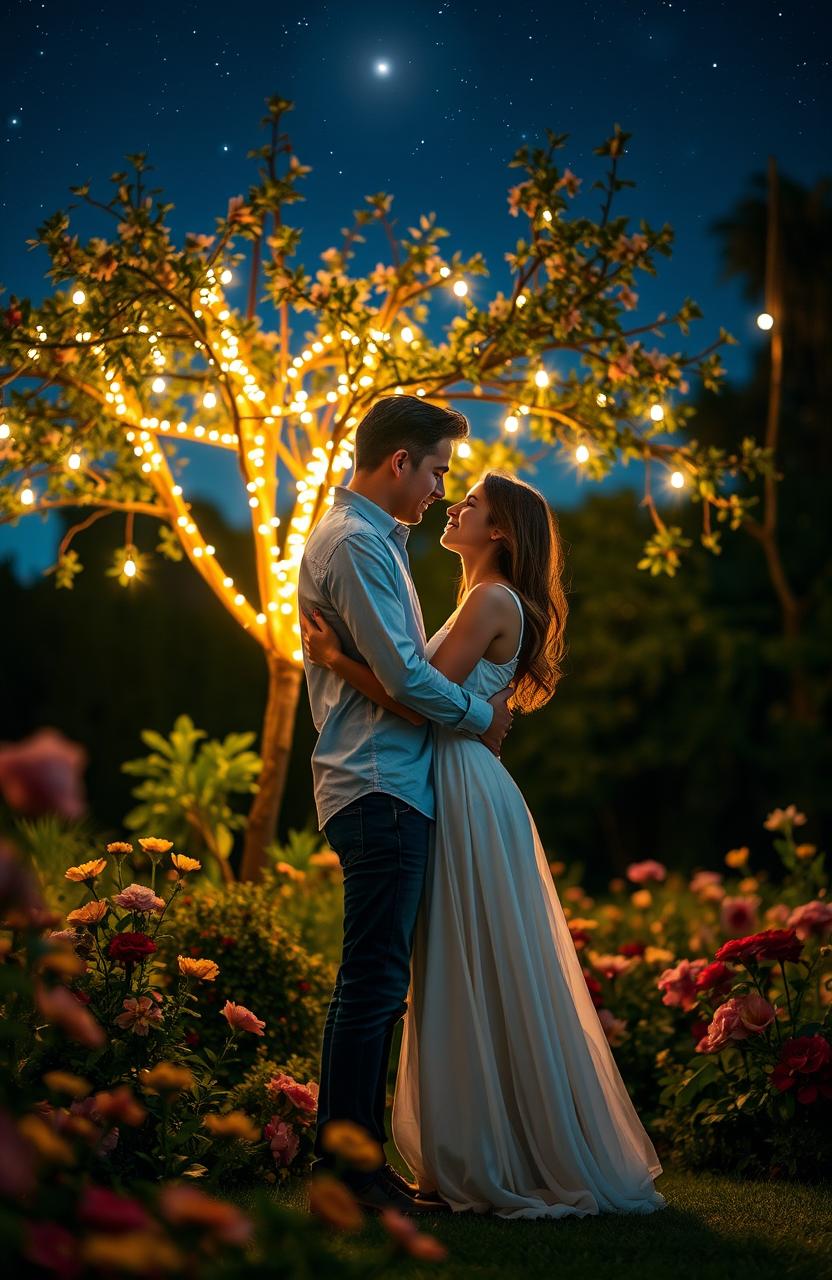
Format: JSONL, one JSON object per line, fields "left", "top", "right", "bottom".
{"left": 0, "top": 97, "right": 770, "bottom": 878}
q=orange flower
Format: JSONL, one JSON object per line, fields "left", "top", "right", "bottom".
{"left": 93, "top": 1086, "right": 147, "bottom": 1127}
{"left": 138, "top": 1062, "right": 194, "bottom": 1096}
{"left": 138, "top": 837, "right": 173, "bottom": 854}
{"left": 381, "top": 1208, "right": 449, "bottom": 1260}
{"left": 725, "top": 847, "right": 750, "bottom": 870}
{"left": 36, "top": 983, "right": 105, "bottom": 1048}
{"left": 171, "top": 853, "right": 202, "bottom": 875}
{"left": 309, "top": 1174, "right": 364, "bottom": 1233}
{"left": 18, "top": 1114, "right": 75, "bottom": 1165}
{"left": 157, "top": 1185, "right": 252, "bottom": 1246}
{"left": 65, "top": 859, "right": 106, "bottom": 882}
{"left": 796, "top": 844, "right": 817, "bottom": 861}
{"left": 178, "top": 956, "right": 219, "bottom": 981}
{"left": 82, "top": 1232, "right": 182, "bottom": 1272}
{"left": 202, "top": 1112, "right": 261, "bottom": 1142}
{"left": 631, "top": 889, "right": 653, "bottom": 910}
{"left": 320, "top": 1120, "right": 384, "bottom": 1171}
{"left": 42, "top": 1070, "right": 91, "bottom": 1099}
{"left": 106, "top": 841, "right": 133, "bottom": 855}
{"left": 221, "top": 1001, "right": 265, "bottom": 1036}
{"left": 66, "top": 899, "right": 109, "bottom": 927}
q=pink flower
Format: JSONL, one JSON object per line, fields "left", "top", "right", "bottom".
{"left": 24, "top": 1222, "right": 78, "bottom": 1276}
{"left": 36, "top": 983, "right": 105, "bottom": 1049}
{"left": 626, "top": 859, "right": 667, "bottom": 884}
{"left": 555, "top": 168, "right": 582, "bottom": 198}
{"left": 113, "top": 883, "right": 165, "bottom": 913}
{"left": 695, "top": 993, "right": 777, "bottom": 1054}
{"left": 765, "top": 903, "right": 792, "bottom": 928}
{"left": 657, "top": 958, "right": 708, "bottom": 1011}
{"left": 763, "top": 805, "right": 807, "bottom": 832}
{"left": 689, "top": 870, "right": 723, "bottom": 896}
{"left": 79, "top": 1184, "right": 150, "bottom": 1233}
{"left": 720, "top": 895, "right": 760, "bottom": 937}
{"left": 114, "top": 995, "right": 163, "bottom": 1036}
{"left": 588, "top": 952, "right": 634, "bottom": 979}
{"left": 787, "top": 900, "right": 832, "bottom": 941}
{"left": 597, "top": 1008, "right": 628, "bottom": 1046}
{"left": 268, "top": 1072, "right": 319, "bottom": 1114}
{"left": 617, "top": 284, "right": 639, "bottom": 311}
{"left": 736, "top": 992, "right": 777, "bottom": 1034}
{"left": 264, "top": 1117, "right": 300, "bottom": 1167}
{"left": 380, "top": 1209, "right": 449, "bottom": 1261}
{"left": 221, "top": 1000, "right": 265, "bottom": 1036}
{"left": 0, "top": 728, "right": 87, "bottom": 820}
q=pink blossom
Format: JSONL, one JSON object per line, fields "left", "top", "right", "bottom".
{"left": 720, "top": 895, "right": 761, "bottom": 937}
{"left": 264, "top": 1117, "right": 299, "bottom": 1167}
{"left": 689, "top": 870, "right": 723, "bottom": 896}
{"left": 268, "top": 1072, "right": 319, "bottom": 1114}
{"left": 787, "top": 900, "right": 832, "bottom": 940}
{"left": 36, "top": 983, "right": 105, "bottom": 1049}
{"left": 114, "top": 995, "right": 163, "bottom": 1036}
{"left": 0, "top": 728, "right": 87, "bottom": 820}
{"left": 657, "top": 958, "right": 708, "bottom": 1011}
{"left": 556, "top": 168, "right": 582, "bottom": 197}
{"left": 736, "top": 992, "right": 777, "bottom": 1034}
{"left": 69, "top": 1097, "right": 120, "bottom": 1156}
{"left": 626, "top": 859, "right": 667, "bottom": 885}
{"left": 617, "top": 284, "right": 639, "bottom": 311}
{"left": 597, "top": 1008, "right": 628, "bottom": 1046}
{"left": 763, "top": 805, "right": 807, "bottom": 832}
{"left": 695, "top": 993, "right": 777, "bottom": 1054}
{"left": 765, "top": 903, "right": 792, "bottom": 928}
{"left": 221, "top": 1000, "right": 266, "bottom": 1036}
{"left": 113, "top": 883, "right": 165, "bottom": 913}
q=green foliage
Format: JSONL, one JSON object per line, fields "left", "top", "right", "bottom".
{"left": 11, "top": 813, "right": 105, "bottom": 913}
{"left": 160, "top": 872, "right": 333, "bottom": 1077}
{"left": 121, "top": 715, "right": 262, "bottom": 882}
{"left": 265, "top": 828, "right": 344, "bottom": 965}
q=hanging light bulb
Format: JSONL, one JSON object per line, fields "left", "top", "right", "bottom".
{"left": 71, "top": 289, "right": 86, "bottom": 306}
{"left": 670, "top": 470, "right": 685, "bottom": 489}
{"left": 504, "top": 414, "right": 519, "bottom": 433}
{"left": 575, "top": 444, "right": 590, "bottom": 464}
{"left": 202, "top": 391, "right": 217, "bottom": 410}
{"left": 123, "top": 556, "right": 137, "bottom": 578}
{"left": 534, "top": 368, "right": 550, "bottom": 389}
{"left": 452, "top": 279, "right": 468, "bottom": 298}
{"left": 151, "top": 376, "right": 166, "bottom": 394}
{"left": 650, "top": 404, "right": 665, "bottom": 422}
{"left": 67, "top": 452, "right": 82, "bottom": 470}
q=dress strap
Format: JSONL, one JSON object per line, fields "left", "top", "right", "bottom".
{"left": 493, "top": 583, "right": 525, "bottom": 662}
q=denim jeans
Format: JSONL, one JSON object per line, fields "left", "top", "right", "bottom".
{"left": 315, "top": 791, "right": 432, "bottom": 1164}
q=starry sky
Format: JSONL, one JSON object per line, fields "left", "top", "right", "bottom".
{"left": 1, "top": 0, "right": 827, "bottom": 580}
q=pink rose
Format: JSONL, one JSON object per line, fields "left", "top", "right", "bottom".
{"left": 626, "top": 859, "right": 667, "bottom": 885}
{"left": 597, "top": 1008, "right": 628, "bottom": 1046}
{"left": 221, "top": 1000, "right": 266, "bottom": 1036}
{"left": 264, "top": 1117, "right": 300, "bottom": 1167}
{"left": 765, "top": 903, "right": 792, "bottom": 928}
{"left": 787, "top": 900, "right": 832, "bottom": 940}
{"left": 657, "top": 958, "right": 708, "bottom": 1011}
{"left": 0, "top": 728, "right": 87, "bottom": 820}
{"left": 268, "top": 1072, "right": 319, "bottom": 1114}
{"left": 689, "top": 870, "right": 723, "bottom": 895}
{"left": 114, "top": 994, "right": 163, "bottom": 1036}
{"left": 720, "top": 895, "right": 760, "bottom": 937}
{"left": 736, "top": 992, "right": 777, "bottom": 1034}
{"left": 113, "top": 884, "right": 165, "bottom": 913}
{"left": 695, "top": 998, "right": 746, "bottom": 1053}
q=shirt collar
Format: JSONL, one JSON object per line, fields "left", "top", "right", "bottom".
{"left": 333, "top": 486, "right": 410, "bottom": 545}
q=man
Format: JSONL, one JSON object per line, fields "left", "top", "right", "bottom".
{"left": 298, "top": 395, "right": 512, "bottom": 1213}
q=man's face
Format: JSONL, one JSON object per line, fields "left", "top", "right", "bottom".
{"left": 393, "top": 437, "right": 454, "bottom": 524}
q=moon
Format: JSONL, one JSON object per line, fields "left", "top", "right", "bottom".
{"left": 374, "top": 60, "right": 391, "bottom": 76}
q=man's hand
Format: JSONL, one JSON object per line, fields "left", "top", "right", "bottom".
{"left": 479, "top": 686, "right": 514, "bottom": 757}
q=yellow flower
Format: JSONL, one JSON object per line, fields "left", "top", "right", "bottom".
{"left": 38, "top": 948, "right": 86, "bottom": 979}
{"left": 42, "top": 1070, "right": 91, "bottom": 1099}
{"left": 274, "top": 861, "right": 307, "bottom": 882}
{"left": 739, "top": 876, "right": 759, "bottom": 894}
{"left": 139, "top": 1062, "right": 194, "bottom": 1096}
{"left": 643, "top": 946, "right": 675, "bottom": 965}
{"left": 796, "top": 844, "right": 817, "bottom": 861}
{"left": 177, "top": 956, "right": 220, "bottom": 981}
{"left": 320, "top": 1120, "right": 384, "bottom": 1171}
{"left": 138, "top": 837, "right": 173, "bottom": 854}
{"left": 601, "top": 904, "right": 624, "bottom": 922}
{"left": 725, "top": 846, "right": 750, "bottom": 869}
{"left": 309, "top": 1173, "right": 364, "bottom": 1233}
{"left": 655, "top": 1049, "right": 671, "bottom": 1068}
{"left": 106, "top": 842, "right": 133, "bottom": 855}
{"left": 171, "top": 853, "right": 202, "bottom": 875}
{"left": 630, "top": 889, "right": 653, "bottom": 910}
{"left": 82, "top": 1233, "right": 182, "bottom": 1273}
{"left": 65, "top": 859, "right": 107, "bottom": 882}
{"left": 567, "top": 917, "right": 599, "bottom": 932}
{"left": 18, "top": 1114, "right": 75, "bottom": 1165}
{"left": 202, "top": 1112, "right": 261, "bottom": 1142}
{"left": 309, "top": 850, "right": 341, "bottom": 870}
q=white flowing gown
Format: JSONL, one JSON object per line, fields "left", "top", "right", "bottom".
{"left": 392, "top": 586, "right": 667, "bottom": 1219}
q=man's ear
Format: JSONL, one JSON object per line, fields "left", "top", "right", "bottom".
{"left": 390, "top": 448, "right": 409, "bottom": 477}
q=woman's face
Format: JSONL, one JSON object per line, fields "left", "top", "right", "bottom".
{"left": 440, "top": 480, "right": 496, "bottom": 553}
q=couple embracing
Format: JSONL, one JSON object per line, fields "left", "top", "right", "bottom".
{"left": 298, "top": 395, "right": 665, "bottom": 1220}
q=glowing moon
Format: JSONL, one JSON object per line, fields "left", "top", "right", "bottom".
{"left": 374, "top": 60, "right": 390, "bottom": 76}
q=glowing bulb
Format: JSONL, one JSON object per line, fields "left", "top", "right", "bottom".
{"left": 504, "top": 415, "right": 519, "bottom": 433}
{"left": 516, "top": 293, "right": 527, "bottom": 308}
{"left": 670, "top": 470, "right": 685, "bottom": 489}
{"left": 650, "top": 404, "right": 665, "bottom": 422}
{"left": 575, "top": 444, "right": 590, "bottom": 464}
{"left": 439, "top": 266, "right": 451, "bottom": 279}
{"left": 151, "top": 377, "right": 166, "bottom": 394}
{"left": 375, "top": 60, "right": 390, "bottom": 75}
{"left": 541, "top": 208, "right": 552, "bottom": 222}
{"left": 452, "top": 279, "right": 468, "bottom": 298}
{"left": 20, "top": 486, "right": 35, "bottom": 505}
{"left": 400, "top": 326, "right": 414, "bottom": 344}
{"left": 202, "top": 391, "right": 217, "bottom": 410}
{"left": 71, "top": 289, "right": 86, "bottom": 306}
{"left": 220, "top": 269, "right": 233, "bottom": 284}
{"left": 534, "top": 368, "right": 550, "bottom": 389}
{"left": 67, "top": 452, "right": 82, "bottom": 470}
{"left": 756, "top": 312, "right": 774, "bottom": 331}
{"left": 123, "top": 557, "right": 136, "bottom": 578}
{"left": 456, "top": 441, "right": 472, "bottom": 459}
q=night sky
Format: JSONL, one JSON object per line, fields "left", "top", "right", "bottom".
{"left": 1, "top": 0, "right": 827, "bottom": 581}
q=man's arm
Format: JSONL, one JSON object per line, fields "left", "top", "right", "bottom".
{"left": 322, "top": 532, "right": 493, "bottom": 735}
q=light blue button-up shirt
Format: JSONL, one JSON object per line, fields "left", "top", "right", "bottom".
{"left": 298, "top": 487, "right": 494, "bottom": 830}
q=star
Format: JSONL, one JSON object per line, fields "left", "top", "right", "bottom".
{"left": 374, "top": 60, "right": 390, "bottom": 76}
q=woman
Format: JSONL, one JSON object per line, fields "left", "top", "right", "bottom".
{"left": 301, "top": 471, "right": 666, "bottom": 1220}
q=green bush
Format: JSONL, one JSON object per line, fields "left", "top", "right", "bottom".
{"left": 161, "top": 874, "right": 333, "bottom": 1078}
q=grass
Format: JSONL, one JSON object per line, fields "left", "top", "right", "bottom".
{"left": 275, "top": 1169, "right": 832, "bottom": 1280}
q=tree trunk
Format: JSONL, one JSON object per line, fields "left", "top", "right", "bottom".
{"left": 239, "top": 653, "right": 303, "bottom": 881}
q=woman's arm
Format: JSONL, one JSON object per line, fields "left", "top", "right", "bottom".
{"left": 301, "top": 611, "right": 426, "bottom": 725}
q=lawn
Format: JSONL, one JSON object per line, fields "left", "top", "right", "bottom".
{"left": 277, "top": 1169, "right": 832, "bottom": 1280}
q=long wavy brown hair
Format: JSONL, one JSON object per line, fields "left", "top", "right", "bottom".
{"left": 457, "top": 472, "right": 568, "bottom": 712}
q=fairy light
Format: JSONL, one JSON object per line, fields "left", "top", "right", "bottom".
{"left": 456, "top": 442, "right": 472, "bottom": 459}
{"left": 220, "top": 269, "right": 233, "bottom": 285}
{"left": 596, "top": 392, "right": 608, "bottom": 406}
{"left": 756, "top": 312, "right": 774, "bottom": 331}
{"left": 504, "top": 414, "right": 519, "bottom": 433}
{"left": 400, "top": 326, "right": 414, "bottom": 344}
{"left": 541, "top": 208, "right": 553, "bottom": 222}
{"left": 202, "top": 391, "right": 217, "bottom": 410}
{"left": 516, "top": 293, "right": 527, "bottom": 308}
{"left": 534, "top": 368, "right": 550, "bottom": 389}
{"left": 670, "top": 470, "right": 685, "bottom": 489}
{"left": 650, "top": 404, "right": 665, "bottom": 422}
{"left": 20, "top": 485, "right": 35, "bottom": 505}
{"left": 452, "top": 279, "right": 469, "bottom": 298}
{"left": 67, "top": 452, "right": 82, "bottom": 470}
{"left": 575, "top": 444, "right": 590, "bottom": 464}
{"left": 151, "top": 377, "right": 166, "bottom": 394}
{"left": 71, "top": 289, "right": 86, "bottom": 306}
{"left": 123, "top": 556, "right": 136, "bottom": 578}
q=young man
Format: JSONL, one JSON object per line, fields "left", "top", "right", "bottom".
{"left": 298, "top": 395, "right": 512, "bottom": 1213}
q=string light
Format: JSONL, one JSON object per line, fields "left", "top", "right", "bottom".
{"left": 20, "top": 486, "right": 35, "bottom": 505}
{"left": 504, "top": 414, "right": 519, "bottom": 433}
{"left": 220, "top": 269, "right": 233, "bottom": 284}
{"left": 202, "top": 391, "right": 217, "bottom": 409}
{"left": 452, "top": 279, "right": 468, "bottom": 298}
{"left": 756, "top": 312, "right": 774, "bottom": 330}
{"left": 575, "top": 444, "right": 590, "bottom": 464}
{"left": 151, "top": 377, "right": 166, "bottom": 394}
{"left": 670, "top": 470, "right": 685, "bottom": 489}
{"left": 400, "top": 326, "right": 414, "bottom": 343}
{"left": 534, "top": 368, "right": 550, "bottom": 389}
{"left": 650, "top": 404, "right": 664, "bottom": 422}
{"left": 456, "top": 442, "right": 472, "bottom": 459}
{"left": 123, "top": 556, "right": 136, "bottom": 578}
{"left": 71, "top": 289, "right": 86, "bottom": 306}
{"left": 516, "top": 293, "right": 527, "bottom": 308}
{"left": 67, "top": 452, "right": 82, "bottom": 470}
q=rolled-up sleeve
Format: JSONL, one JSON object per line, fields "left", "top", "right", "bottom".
{"left": 325, "top": 534, "right": 493, "bottom": 736}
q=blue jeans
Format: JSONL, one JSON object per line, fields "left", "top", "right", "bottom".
{"left": 315, "top": 792, "right": 431, "bottom": 1163}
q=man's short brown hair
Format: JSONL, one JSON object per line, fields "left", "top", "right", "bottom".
{"left": 354, "top": 396, "right": 469, "bottom": 471}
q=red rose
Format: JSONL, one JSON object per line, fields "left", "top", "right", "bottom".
{"left": 695, "top": 961, "right": 736, "bottom": 994}
{"left": 108, "top": 932, "right": 156, "bottom": 966}
{"left": 771, "top": 1035, "right": 832, "bottom": 1104}
{"left": 715, "top": 929, "right": 803, "bottom": 967}
{"left": 618, "top": 941, "right": 647, "bottom": 957}
{"left": 582, "top": 969, "right": 604, "bottom": 1009}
